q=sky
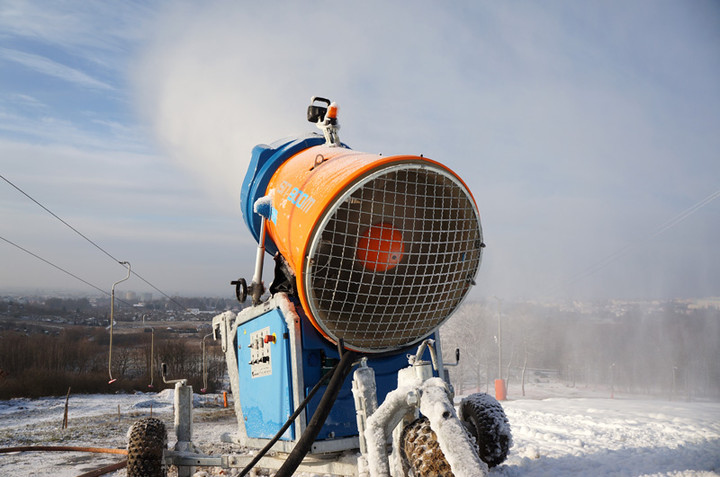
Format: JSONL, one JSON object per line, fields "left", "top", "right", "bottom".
{"left": 1, "top": 0, "right": 719, "bottom": 301}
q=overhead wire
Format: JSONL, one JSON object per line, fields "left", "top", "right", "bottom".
{"left": 0, "top": 235, "right": 134, "bottom": 307}
{"left": 1, "top": 173, "right": 121, "bottom": 264}
{"left": 550, "top": 187, "right": 720, "bottom": 295}
{"left": 1, "top": 173, "right": 188, "bottom": 310}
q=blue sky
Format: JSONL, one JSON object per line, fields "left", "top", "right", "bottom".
{"left": 1, "top": 1, "right": 719, "bottom": 300}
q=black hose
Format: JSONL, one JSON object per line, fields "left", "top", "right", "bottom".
{"left": 238, "top": 358, "right": 343, "bottom": 477}
{"left": 275, "top": 349, "right": 358, "bottom": 477}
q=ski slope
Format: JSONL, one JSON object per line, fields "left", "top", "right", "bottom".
{"left": 500, "top": 396, "right": 720, "bottom": 476}
{"left": 0, "top": 386, "right": 718, "bottom": 476}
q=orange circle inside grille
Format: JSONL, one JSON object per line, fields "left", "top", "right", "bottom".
{"left": 356, "top": 223, "right": 405, "bottom": 272}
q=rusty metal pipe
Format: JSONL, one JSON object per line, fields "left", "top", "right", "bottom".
{"left": 0, "top": 445, "right": 128, "bottom": 454}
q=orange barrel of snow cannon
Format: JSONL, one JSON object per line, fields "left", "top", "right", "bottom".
{"left": 250, "top": 139, "right": 484, "bottom": 354}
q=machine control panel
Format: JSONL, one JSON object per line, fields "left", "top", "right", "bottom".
{"left": 237, "top": 307, "right": 294, "bottom": 440}
{"left": 248, "top": 326, "right": 274, "bottom": 378}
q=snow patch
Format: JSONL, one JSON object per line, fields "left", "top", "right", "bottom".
{"left": 253, "top": 189, "right": 275, "bottom": 218}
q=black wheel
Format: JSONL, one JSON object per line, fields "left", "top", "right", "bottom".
{"left": 459, "top": 393, "right": 512, "bottom": 467}
{"left": 400, "top": 416, "right": 453, "bottom": 477}
{"left": 127, "top": 417, "right": 167, "bottom": 477}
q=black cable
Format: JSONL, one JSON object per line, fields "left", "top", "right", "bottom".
{"left": 0, "top": 235, "right": 133, "bottom": 307}
{"left": 1, "top": 173, "right": 187, "bottom": 310}
{"left": 275, "top": 349, "right": 358, "bottom": 477}
{"left": 238, "top": 358, "right": 343, "bottom": 477}
{"left": 1, "top": 173, "right": 122, "bottom": 263}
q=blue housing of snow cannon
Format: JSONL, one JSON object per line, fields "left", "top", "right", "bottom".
{"left": 222, "top": 293, "right": 437, "bottom": 451}
{"left": 240, "top": 134, "right": 326, "bottom": 256}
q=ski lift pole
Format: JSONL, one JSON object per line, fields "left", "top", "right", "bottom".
{"left": 148, "top": 327, "right": 155, "bottom": 389}
{"left": 108, "top": 261, "right": 131, "bottom": 384}
{"left": 201, "top": 333, "right": 212, "bottom": 393}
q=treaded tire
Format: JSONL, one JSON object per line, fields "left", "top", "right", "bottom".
{"left": 127, "top": 417, "right": 167, "bottom": 477}
{"left": 459, "top": 393, "right": 512, "bottom": 467}
{"left": 400, "top": 416, "right": 453, "bottom": 477}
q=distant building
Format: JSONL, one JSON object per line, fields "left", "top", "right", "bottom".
{"left": 688, "top": 297, "right": 720, "bottom": 310}
{"left": 140, "top": 292, "right": 153, "bottom": 302}
{"left": 125, "top": 291, "right": 137, "bottom": 301}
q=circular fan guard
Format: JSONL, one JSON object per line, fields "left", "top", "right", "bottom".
{"left": 304, "top": 162, "right": 483, "bottom": 353}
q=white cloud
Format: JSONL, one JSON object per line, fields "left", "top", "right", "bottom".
{"left": 0, "top": 47, "right": 114, "bottom": 90}
{"left": 0, "top": 1, "right": 155, "bottom": 59}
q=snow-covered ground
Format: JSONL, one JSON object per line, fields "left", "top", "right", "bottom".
{"left": 0, "top": 384, "right": 718, "bottom": 476}
{"left": 501, "top": 397, "right": 719, "bottom": 476}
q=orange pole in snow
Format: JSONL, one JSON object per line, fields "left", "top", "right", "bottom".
{"left": 495, "top": 379, "right": 507, "bottom": 401}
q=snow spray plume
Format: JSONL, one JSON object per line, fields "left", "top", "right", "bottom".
{"left": 131, "top": 4, "right": 316, "bottom": 211}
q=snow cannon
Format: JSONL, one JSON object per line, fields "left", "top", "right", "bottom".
{"left": 239, "top": 97, "right": 484, "bottom": 354}
{"left": 207, "top": 98, "right": 508, "bottom": 476}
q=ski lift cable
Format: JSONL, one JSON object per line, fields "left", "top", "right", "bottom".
{"left": 566, "top": 189, "right": 720, "bottom": 286}
{"left": 550, "top": 187, "right": 720, "bottom": 294}
{"left": 651, "top": 189, "right": 720, "bottom": 236}
{"left": 0, "top": 235, "right": 133, "bottom": 307}
{"left": 1, "top": 173, "right": 188, "bottom": 311}
{"left": 1, "top": 173, "right": 122, "bottom": 262}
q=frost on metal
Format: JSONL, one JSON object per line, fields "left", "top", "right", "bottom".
{"left": 363, "top": 370, "right": 488, "bottom": 477}
{"left": 419, "top": 378, "right": 488, "bottom": 477}
{"left": 364, "top": 370, "right": 420, "bottom": 477}
{"left": 352, "top": 364, "right": 378, "bottom": 402}
{"left": 274, "top": 292, "right": 301, "bottom": 330}
{"left": 352, "top": 362, "right": 379, "bottom": 476}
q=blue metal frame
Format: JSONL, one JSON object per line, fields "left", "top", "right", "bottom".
{"left": 234, "top": 297, "right": 437, "bottom": 442}
{"left": 299, "top": 318, "right": 422, "bottom": 439}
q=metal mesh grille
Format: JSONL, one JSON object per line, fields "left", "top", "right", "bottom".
{"left": 305, "top": 163, "right": 482, "bottom": 353}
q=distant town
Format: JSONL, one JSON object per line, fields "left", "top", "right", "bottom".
{"left": 1, "top": 289, "right": 719, "bottom": 335}
{"left": 0, "top": 291, "right": 244, "bottom": 334}
{"left": 1, "top": 290, "right": 718, "bottom": 331}
{"left": 1, "top": 291, "right": 719, "bottom": 400}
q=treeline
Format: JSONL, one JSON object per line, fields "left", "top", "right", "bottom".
{"left": 0, "top": 328, "right": 225, "bottom": 399}
{"left": 442, "top": 301, "right": 720, "bottom": 399}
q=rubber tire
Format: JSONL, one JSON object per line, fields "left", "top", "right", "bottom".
{"left": 127, "top": 417, "right": 167, "bottom": 477}
{"left": 459, "top": 393, "right": 512, "bottom": 468}
{"left": 400, "top": 417, "right": 453, "bottom": 477}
